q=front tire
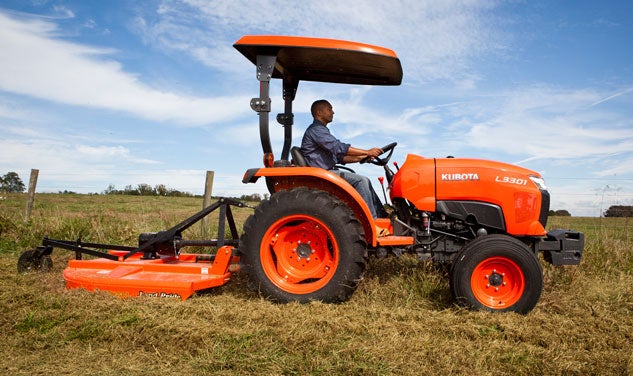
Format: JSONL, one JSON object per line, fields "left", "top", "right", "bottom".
{"left": 450, "top": 235, "right": 543, "bottom": 314}
{"left": 239, "top": 188, "right": 367, "bottom": 303}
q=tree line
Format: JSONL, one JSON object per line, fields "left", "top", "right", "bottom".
{"left": 102, "top": 184, "right": 268, "bottom": 201}
{"left": 2, "top": 171, "right": 630, "bottom": 211}
{"left": 0, "top": 172, "right": 268, "bottom": 202}
{"left": 548, "top": 210, "right": 571, "bottom": 217}
{"left": 103, "top": 183, "right": 195, "bottom": 197}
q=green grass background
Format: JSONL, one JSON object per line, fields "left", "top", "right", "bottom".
{"left": 1, "top": 193, "right": 631, "bottom": 375}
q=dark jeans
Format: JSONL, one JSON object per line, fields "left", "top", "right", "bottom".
{"left": 332, "top": 170, "right": 387, "bottom": 218}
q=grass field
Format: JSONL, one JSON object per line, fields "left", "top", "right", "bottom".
{"left": 1, "top": 193, "right": 631, "bottom": 375}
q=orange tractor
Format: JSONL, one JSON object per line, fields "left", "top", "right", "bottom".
{"left": 19, "top": 35, "right": 583, "bottom": 313}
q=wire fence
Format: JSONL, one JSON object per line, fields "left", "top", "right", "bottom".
{"left": 4, "top": 169, "right": 633, "bottom": 217}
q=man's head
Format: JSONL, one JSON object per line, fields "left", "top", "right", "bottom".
{"left": 311, "top": 99, "right": 334, "bottom": 125}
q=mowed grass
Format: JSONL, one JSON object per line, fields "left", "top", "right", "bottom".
{"left": 1, "top": 193, "right": 632, "bottom": 375}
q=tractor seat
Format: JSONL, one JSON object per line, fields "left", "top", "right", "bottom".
{"left": 290, "top": 146, "right": 356, "bottom": 173}
{"left": 291, "top": 146, "right": 307, "bottom": 167}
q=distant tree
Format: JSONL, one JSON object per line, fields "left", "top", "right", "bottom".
{"left": 103, "top": 184, "right": 119, "bottom": 195}
{"left": 0, "top": 172, "right": 26, "bottom": 193}
{"left": 137, "top": 183, "right": 155, "bottom": 196}
{"left": 124, "top": 185, "right": 138, "bottom": 195}
{"left": 604, "top": 205, "right": 633, "bottom": 218}
{"left": 239, "top": 193, "right": 267, "bottom": 202}
{"left": 155, "top": 184, "right": 168, "bottom": 196}
{"left": 549, "top": 209, "right": 571, "bottom": 217}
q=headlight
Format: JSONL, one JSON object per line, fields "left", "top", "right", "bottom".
{"left": 530, "top": 176, "right": 547, "bottom": 191}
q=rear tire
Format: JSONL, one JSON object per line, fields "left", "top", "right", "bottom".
{"left": 450, "top": 234, "right": 542, "bottom": 314}
{"left": 239, "top": 188, "right": 367, "bottom": 303}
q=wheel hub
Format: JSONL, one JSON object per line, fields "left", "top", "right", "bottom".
{"left": 488, "top": 272, "right": 503, "bottom": 287}
{"left": 296, "top": 242, "right": 312, "bottom": 259}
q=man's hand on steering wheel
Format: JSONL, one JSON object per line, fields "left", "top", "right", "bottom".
{"left": 366, "top": 147, "right": 384, "bottom": 159}
{"left": 361, "top": 142, "right": 397, "bottom": 166}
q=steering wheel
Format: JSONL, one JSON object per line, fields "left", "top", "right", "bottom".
{"left": 362, "top": 142, "right": 397, "bottom": 166}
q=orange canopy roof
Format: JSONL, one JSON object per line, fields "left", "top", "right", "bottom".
{"left": 234, "top": 35, "right": 402, "bottom": 85}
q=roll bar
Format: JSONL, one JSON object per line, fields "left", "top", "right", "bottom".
{"left": 234, "top": 35, "right": 402, "bottom": 166}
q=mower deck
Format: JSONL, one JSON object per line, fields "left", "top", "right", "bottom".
{"left": 18, "top": 197, "right": 248, "bottom": 300}
{"left": 63, "top": 247, "right": 238, "bottom": 300}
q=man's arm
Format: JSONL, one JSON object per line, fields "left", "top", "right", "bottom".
{"left": 342, "top": 146, "right": 383, "bottom": 163}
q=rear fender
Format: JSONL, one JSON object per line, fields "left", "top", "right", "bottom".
{"left": 243, "top": 167, "right": 377, "bottom": 245}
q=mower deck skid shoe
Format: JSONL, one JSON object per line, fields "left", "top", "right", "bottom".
{"left": 63, "top": 246, "right": 238, "bottom": 301}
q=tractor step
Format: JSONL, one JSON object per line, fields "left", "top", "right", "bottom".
{"left": 63, "top": 247, "right": 238, "bottom": 300}
{"left": 376, "top": 235, "right": 415, "bottom": 246}
{"left": 373, "top": 218, "right": 414, "bottom": 246}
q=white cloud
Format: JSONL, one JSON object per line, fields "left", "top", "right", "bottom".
{"left": 0, "top": 12, "right": 250, "bottom": 126}
{"left": 0, "top": 97, "right": 42, "bottom": 123}
{"left": 595, "top": 155, "right": 633, "bottom": 176}
{"left": 0, "top": 137, "right": 157, "bottom": 172}
{"left": 75, "top": 145, "right": 160, "bottom": 164}
{"left": 136, "top": 0, "right": 503, "bottom": 85}
{"left": 429, "top": 86, "right": 633, "bottom": 162}
{"left": 51, "top": 5, "right": 75, "bottom": 19}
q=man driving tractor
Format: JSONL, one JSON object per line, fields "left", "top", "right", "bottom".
{"left": 300, "top": 99, "right": 388, "bottom": 219}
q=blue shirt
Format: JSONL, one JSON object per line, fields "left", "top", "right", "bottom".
{"left": 300, "top": 120, "right": 351, "bottom": 170}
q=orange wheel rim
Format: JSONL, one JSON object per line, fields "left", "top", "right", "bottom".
{"left": 471, "top": 256, "right": 525, "bottom": 309}
{"left": 260, "top": 215, "right": 339, "bottom": 294}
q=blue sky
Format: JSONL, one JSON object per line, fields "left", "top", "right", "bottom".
{"left": 1, "top": 0, "right": 632, "bottom": 216}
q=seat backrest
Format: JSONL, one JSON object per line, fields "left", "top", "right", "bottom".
{"left": 291, "top": 146, "right": 307, "bottom": 167}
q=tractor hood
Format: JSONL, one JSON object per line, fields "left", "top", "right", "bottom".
{"left": 234, "top": 35, "right": 402, "bottom": 86}
{"left": 390, "top": 154, "right": 549, "bottom": 236}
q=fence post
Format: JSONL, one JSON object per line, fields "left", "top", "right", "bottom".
{"left": 24, "top": 169, "right": 39, "bottom": 222}
{"left": 201, "top": 171, "right": 215, "bottom": 238}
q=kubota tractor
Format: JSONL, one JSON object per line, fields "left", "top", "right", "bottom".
{"left": 235, "top": 35, "right": 583, "bottom": 313}
{"left": 19, "top": 35, "right": 583, "bottom": 314}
